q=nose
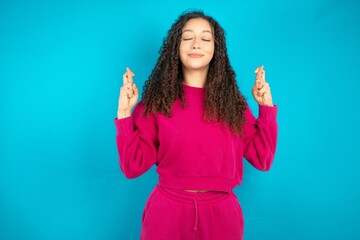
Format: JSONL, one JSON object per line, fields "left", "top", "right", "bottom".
{"left": 192, "top": 44, "right": 200, "bottom": 49}
{"left": 192, "top": 37, "right": 201, "bottom": 49}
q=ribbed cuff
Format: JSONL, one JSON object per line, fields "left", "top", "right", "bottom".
{"left": 258, "top": 104, "right": 278, "bottom": 122}
{"left": 114, "top": 116, "right": 134, "bottom": 136}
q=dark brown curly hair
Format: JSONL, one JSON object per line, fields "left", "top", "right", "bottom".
{"left": 141, "top": 10, "right": 248, "bottom": 136}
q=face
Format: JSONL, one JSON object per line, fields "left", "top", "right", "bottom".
{"left": 179, "top": 18, "right": 215, "bottom": 72}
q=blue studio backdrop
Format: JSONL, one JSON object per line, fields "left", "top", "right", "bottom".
{"left": 1, "top": 0, "right": 359, "bottom": 239}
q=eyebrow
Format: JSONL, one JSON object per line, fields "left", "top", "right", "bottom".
{"left": 182, "top": 30, "right": 213, "bottom": 34}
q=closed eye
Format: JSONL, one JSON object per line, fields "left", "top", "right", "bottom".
{"left": 182, "top": 38, "right": 211, "bottom": 42}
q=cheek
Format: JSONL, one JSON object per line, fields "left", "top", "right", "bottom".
{"left": 179, "top": 42, "right": 192, "bottom": 58}
{"left": 205, "top": 44, "right": 215, "bottom": 56}
{"left": 179, "top": 46, "right": 186, "bottom": 61}
{"left": 180, "top": 41, "right": 191, "bottom": 51}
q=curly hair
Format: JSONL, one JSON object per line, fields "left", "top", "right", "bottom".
{"left": 141, "top": 10, "right": 248, "bottom": 136}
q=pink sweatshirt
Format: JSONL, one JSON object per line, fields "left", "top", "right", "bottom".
{"left": 114, "top": 83, "right": 278, "bottom": 192}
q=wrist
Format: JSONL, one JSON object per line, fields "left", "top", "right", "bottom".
{"left": 117, "top": 109, "right": 131, "bottom": 119}
{"left": 259, "top": 102, "right": 274, "bottom": 107}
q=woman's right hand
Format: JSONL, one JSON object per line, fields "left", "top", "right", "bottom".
{"left": 117, "top": 67, "right": 139, "bottom": 119}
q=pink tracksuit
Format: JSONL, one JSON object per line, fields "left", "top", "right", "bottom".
{"left": 114, "top": 83, "right": 278, "bottom": 239}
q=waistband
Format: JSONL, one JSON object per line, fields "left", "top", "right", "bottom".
{"left": 156, "top": 184, "right": 234, "bottom": 233}
{"left": 156, "top": 184, "right": 231, "bottom": 206}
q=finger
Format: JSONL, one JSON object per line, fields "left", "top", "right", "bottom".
{"left": 258, "top": 81, "right": 269, "bottom": 89}
{"left": 255, "top": 65, "right": 263, "bottom": 81}
{"left": 125, "top": 87, "right": 133, "bottom": 94}
{"left": 256, "top": 80, "right": 264, "bottom": 90}
{"left": 122, "top": 70, "right": 133, "bottom": 85}
{"left": 127, "top": 67, "right": 135, "bottom": 77}
{"left": 125, "top": 82, "right": 133, "bottom": 91}
{"left": 122, "top": 86, "right": 130, "bottom": 94}
{"left": 133, "top": 83, "right": 139, "bottom": 96}
{"left": 255, "top": 65, "right": 263, "bottom": 73}
{"left": 127, "top": 69, "right": 134, "bottom": 84}
{"left": 122, "top": 72, "right": 128, "bottom": 85}
{"left": 126, "top": 90, "right": 134, "bottom": 98}
{"left": 258, "top": 85, "right": 270, "bottom": 95}
{"left": 262, "top": 69, "right": 266, "bottom": 82}
{"left": 257, "top": 65, "right": 265, "bottom": 82}
{"left": 122, "top": 84, "right": 133, "bottom": 94}
{"left": 260, "top": 65, "right": 266, "bottom": 82}
{"left": 126, "top": 67, "right": 134, "bottom": 76}
{"left": 120, "top": 86, "right": 126, "bottom": 95}
{"left": 132, "top": 83, "right": 137, "bottom": 91}
{"left": 255, "top": 70, "right": 261, "bottom": 81}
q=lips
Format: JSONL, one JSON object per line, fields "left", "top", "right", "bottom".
{"left": 188, "top": 53, "right": 204, "bottom": 58}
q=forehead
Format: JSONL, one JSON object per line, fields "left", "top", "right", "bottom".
{"left": 182, "top": 18, "right": 213, "bottom": 34}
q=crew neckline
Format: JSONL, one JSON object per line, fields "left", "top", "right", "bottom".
{"left": 182, "top": 83, "right": 205, "bottom": 91}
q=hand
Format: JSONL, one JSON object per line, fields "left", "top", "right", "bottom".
{"left": 117, "top": 67, "right": 139, "bottom": 118}
{"left": 252, "top": 65, "right": 273, "bottom": 106}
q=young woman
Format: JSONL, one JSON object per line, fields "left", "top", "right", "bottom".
{"left": 115, "top": 10, "right": 278, "bottom": 240}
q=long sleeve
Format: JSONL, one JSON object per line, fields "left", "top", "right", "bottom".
{"left": 242, "top": 104, "right": 278, "bottom": 171}
{"left": 114, "top": 101, "right": 159, "bottom": 178}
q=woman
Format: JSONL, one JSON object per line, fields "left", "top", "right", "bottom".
{"left": 115, "top": 10, "right": 278, "bottom": 240}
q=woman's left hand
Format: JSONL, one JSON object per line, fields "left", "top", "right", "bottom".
{"left": 252, "top": 65, "right": 273, "bottom": 106}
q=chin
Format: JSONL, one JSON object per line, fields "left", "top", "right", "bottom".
{"left": 183, "top": 62, "right": 211, "bottom": 71}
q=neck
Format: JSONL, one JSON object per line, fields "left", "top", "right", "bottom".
{"left": 181, "top": 67, "right": 208, "bottom": 88}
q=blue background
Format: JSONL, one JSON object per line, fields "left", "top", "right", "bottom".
{"left": 1, "top": 0, "right": 359, "bottom": 239}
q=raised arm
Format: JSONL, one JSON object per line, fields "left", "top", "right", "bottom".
{"left": 114, "top": 67, "right": 158, "bottom": 178}
{"left": 242, "top": 65, "right": 278, "bottom": 171}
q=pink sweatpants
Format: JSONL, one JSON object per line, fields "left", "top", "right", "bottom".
{"left": 140, "top": 184, "right": 244, "bottom": 240}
